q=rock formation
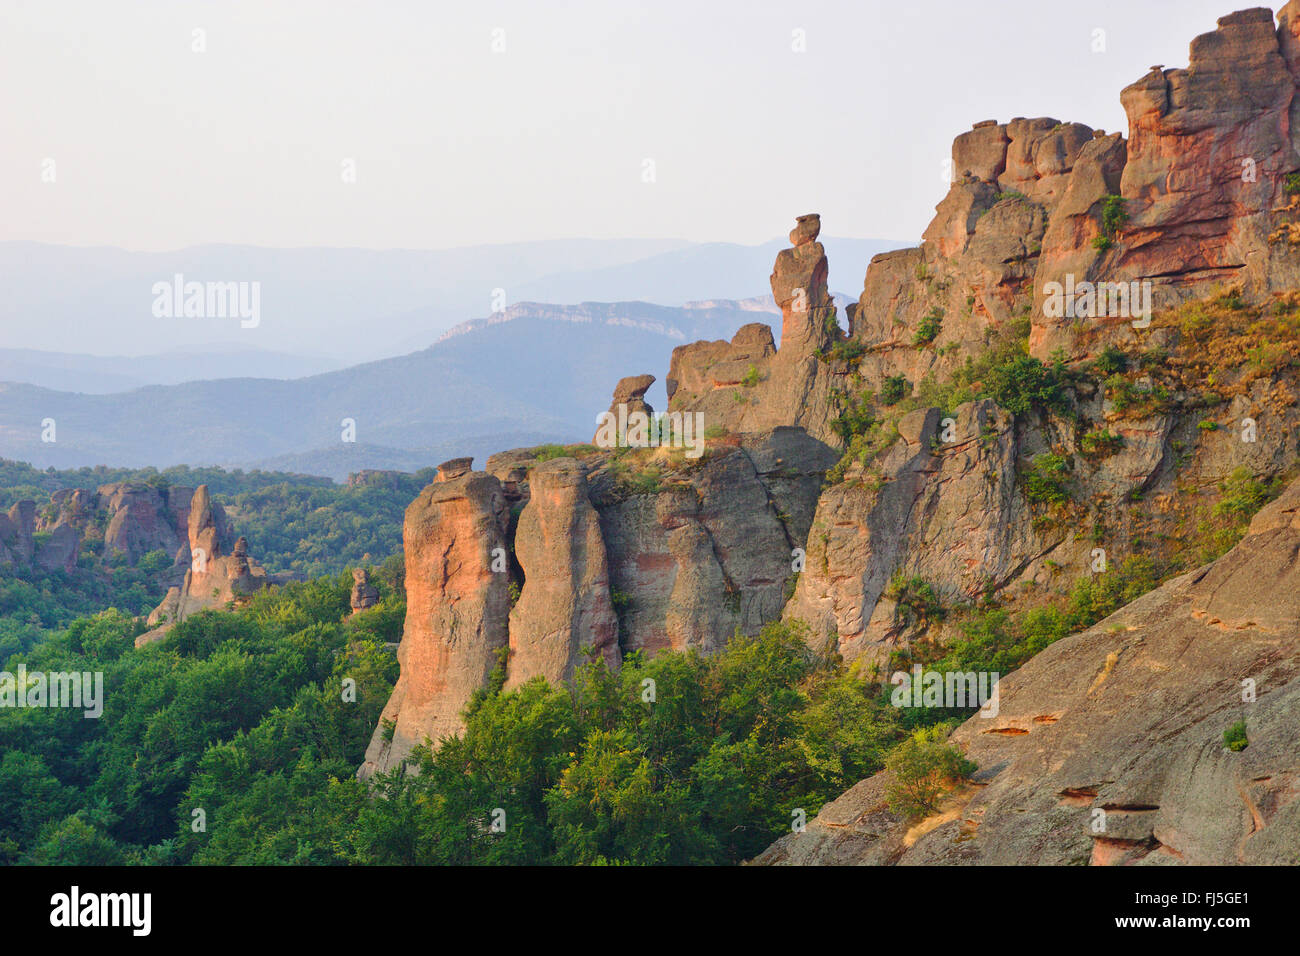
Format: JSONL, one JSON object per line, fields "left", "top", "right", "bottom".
{"left": 0, "top": 483, "right": 192, "bottom": 573}
{"left": 506, "top": 458, "right": 620, "bottom": 686}
{"left": 756, "top": 476, "right": 1300, "bottom": 865}
{"left": 783, "top": 401, "right": 1056, "bottom": 667}
{"left": 360, "top": 467, "right": 511, "bottom": 776}
{"left": 841, "top": 3, "right": 1300, "bottom": 383}
{"left": 99, "top": 482, "right": 191, "bottom": 565}
{"left": 138, "top": 485, "right": 270, "bottom": 645}
{"left": 361, "top": 8, "right": 1300, "bottom": 873}
{"left": 593, "top": 428, "right": 837, "bottom": 655}
{"left": 348, "top": 469, "right": 404, "bottom": 490}
{"left": 361, "top": 428, "right": 840, "bottom": 773}
{"left": 350, "top": 568, "right": 380, "bottom": 613}
{"left": 665, "top": 214, "right": 845, "bottom": 443}
{"left": 592, "top": 374, "right": 656, "bottom": 445}
{"left": 0, "top": 501, "right": 36, "bottom": 566}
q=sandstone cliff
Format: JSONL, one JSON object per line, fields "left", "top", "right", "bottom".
{"left": 361, "top": 429, "right": 840, "bottom": 775}
{"left": 363, "top": 5, "right": 1300, "bottom": 862}
{"left": 360, "top": 465, "right": 512, "bottom": 775}
{"left": 137, "top": 485, "right": 271, "bottom": 646}
{"left": 755, "top": 476, "right": 1300, "bottom": 865}
{"left": 846, "top": 3, "right": 1300, "bottom": 393}
{"left": 665, "top": 214, "right": 847, "bottom": 444}
{"left": 0, "top": 481, "right": 193, "bottom": 573}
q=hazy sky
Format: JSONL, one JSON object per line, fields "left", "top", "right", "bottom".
{"left": 1, "top": 0, "right": 1248, "bottom": 251}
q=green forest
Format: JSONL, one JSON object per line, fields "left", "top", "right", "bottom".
{"left": 1, "top": 558, "right": 983, "bottom": 865}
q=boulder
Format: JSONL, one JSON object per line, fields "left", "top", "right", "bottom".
{"left": 592, "top": 374, "right": 656, "bottom": 445}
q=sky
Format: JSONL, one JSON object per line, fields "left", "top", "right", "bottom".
{"left": 0, "top": 0, "right": 1253, "bottom": 251}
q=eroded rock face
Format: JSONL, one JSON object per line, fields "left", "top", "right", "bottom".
{"left": 360, "top": 470, "right": 511, "bottom": 777}
{"left": 350, "top": 568, "right": 380, "bottom": 614}
{"left": 593, "top": 374, "right": 656, "bottom": 445}
{"left": 362, "top": 427, "right": 840, "bottom": 769}
{"left": 360, "top": 8, "right": 1300, "bottom": 809}
{"left": 847, "top": 5, "right": 1300, "bottom": 380}
{"left": 138, "top": 485, "right": 269, "bottom": 645}
{"left": 593, "top": 428, "right": 839, "bottom": 655}
{"left": 784, "top": 401, "right": 1062, "bottom": 668}
{"left": 34, "top": 525, "right": 80, "bottom": 573}
{"left": 666, "top": 215, "right": 845, "bottom": 444}
{"left": 0, "top": 501, "right": 36, "bottom": 566}
{"left": 757, "top": 477, "right": 1300, "bottom": 866}
{"left": 2, "top": 484, "right": 194, "bottom": 574}
{"left": 1035, "top": 4, "right": 1300, "bottom": 356}
{"left": 99, "top": 482, "right": 188, "bottom": 565}
{"left": 506, "top": 458, "right": 620, "bottom": 686}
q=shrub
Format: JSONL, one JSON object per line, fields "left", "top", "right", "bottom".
{"left": 984, "top": 355, "right": 1069, "bottom": 417}
{"left": 1223, "top": 721, "right": 1249, "bottom": 752}
{"left": 1106, "top": 374, "right": 1170, "bottom": 415}
{"left": 884, "top": 726, "right": 977, "bottom": 819}
{"left": 830, "top": 392, "right": 875, "bottom": 443}
{"left": 819, "top": 338, "right": 869, "bottom": 363}
{"left": 880, "top": 375, "right": 911, "bottom": 406}
{"left": 913, "top": 308, "right": 943, "bottom": 347}
{"left": 1080, "top": 429, "right": 1123, "bottom": 458}
{"left": 1213, "top": 467, "right": 1275, "bottom": 523}
{"left": 1022, "top": 453, "right": 1070, "bottom": 505}
{"left": 1066, "top": 555, "right": 1162, "bottom": 628}
{"left": 1099, "top": 194, "right": 1128, "bottom": 238}
{"left": 740, "top": 365, "right": 761, "bottom": 388}
{"left": 885, "top": 573, "right": 944, "bottom": 627}
{"left": 1093, "top": 345, "right": 1128, "bottom": 376}
{"left": 1138, "top": 347, "right": 1168, "bottom": 370}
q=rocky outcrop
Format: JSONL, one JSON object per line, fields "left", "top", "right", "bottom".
{"left": 360, "top": 468, "right": 511, "bottom": 776}
{"left": 348, "top": 470, "right": 403, "bottom": 490}
{"left": 362, "top": 428, "right": 840, "bottom": 769}
{"left": 592, "top": 374, "right": 656, "bottom": 445}
{"left": 0, "top": 501, "right": 36, "bottom": 566}
{"left": 591, "top": 429, "right": 837, "bottom": 656}
{"left": 843, "top": 4, "right": 1300, "bottom": 383}
{"left": 34, "top": 524, "right": 79, "bottom": 573}
{"left": 506, "top": 458, "right": 620, "bottom": 686}
{"left": 99, "top": 482, "right": 189, "bottom": 565}
{"left": 1, "top": 484, "right": 192, "bottom": 572}
{"left": 350, "top": 568, "right": 380, "bottom": 613}
{"left": 784, "top": 400, "right": 1066, "bottom": 668}
{"left": 360, "top": 8, "right": 1300, "bottom": 842}
{"left": 757, "top": 476, "right": 1300, "bottom": 865}
{"left": 138, "top": 485, "right": 269, "bottom": 645}
{"left": 666, "top": 215, "right": 846, "bottom": 444}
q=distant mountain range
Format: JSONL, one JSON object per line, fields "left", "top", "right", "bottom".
{"left": 0, "top": 229, "right": 900, "bottom": 481}
{"left": 0, "top": 236, "right": 898, "bottom": 365}
{"left": 0, "top": 345, "right": 345, "bottom": 394}
{"left": 0, "top": 295, "right": 869, "bottom": 481}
